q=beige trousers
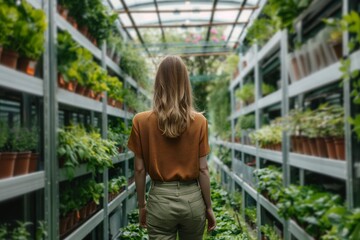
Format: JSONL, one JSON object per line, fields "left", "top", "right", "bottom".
{"left": 146, "top": 181, "right": 206, "bottom": 240}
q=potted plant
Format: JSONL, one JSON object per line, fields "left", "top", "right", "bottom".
{"left": 0, "top": 1, "right": 20, "bottom": 68}
{"left": 0, "top": 121, "right": 18, "bottom": 179}
{"left": 17, "top": 1, "right": 46, "bottom": 76}
{"left": 29, "top": 127, "right": 40, "bottom": 173}
{"left": 235, "top": 83, "right": 255, "bottom": 105}
{"left": 262, "top": 82, "right": 276, "bottom": 97}
{"left": 245, "top": 207, "right": 257, "bottom": 229}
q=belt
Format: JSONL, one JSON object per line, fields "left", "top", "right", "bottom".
{"left": 152, "top": 180, "right": 198, "bottom": 186}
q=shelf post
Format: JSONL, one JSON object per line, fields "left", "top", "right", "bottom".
{"left": 43, "top": 0, "right": 59, "bottom": 239}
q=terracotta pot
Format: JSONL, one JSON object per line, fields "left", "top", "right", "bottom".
{"left": 29, "top": 153, "right": 38, "bottom": 173}
{"left": 85, "top": 89, "right": 95, "bottom": 99}
{"left": 66, "top": 212, "right": 75, "bottom": 230}
{"left": 67, "top": 16, "right": 78, "bottom": 29}
{"left": 0, "top": 152, "right": 17, "bottom": 179}
{"left": 90, "top": 201, "right": 97, "bottom": 214}
{"left": 79, "top": 206, "right": 87, "bottom": 220}
{"left": 92, "top": 38, "right": 97, "bottom": 47}
{"left": 75, "top": 85, "right": 87, "bottom": 96}
{"left": 57, "top": 5, "right": 69, "bottom": 19}
{"left": 325, "top": 138, "right": 337, "bottom": 159}
{"left": 14, "top": 152, "right": 31, "bottom": 176}
{"left": 59, "top": 216, "right": 70, "bottom": 235}
{"left": 334, "top": 137, "right": 345, "bottom": 160}
{"left": 17, "top": 57, "right": 37, "bottom": 76}
{"left": 115, "top": 100, "right": 123, "bottom": 109}
{"left": 308, "top": 138, "right": 318, "bottom": 156}
{"left": 73, "top": 210, "right": 80, "bottom": 226}
{"left": 275, "top": 143, "right": 282, "bottom": 151}
{"left": 107, "top": 98, "right": 116, "bottom": 107}
{"left": 94, "top": 93, "right": 102, "bottom": 101}
{"left": 0, "top": 49, "right": 19, "bottom": 69}
{"left": 302, "top": 137, "right": 312, "bottom": 155}
{"left": 66, "top": 81, "right": 77, "bottom": 92}
{"left": 79, "top": 26, "right": 88, "bottom": 37}
{"left": 0, "top": 46, "right": 3, "bottom": 61}
{"left": 315, "top": 137, "right": 328, "bottom": 158}
{"left": 58, "top": 73, "right": 66, "bottom": 88}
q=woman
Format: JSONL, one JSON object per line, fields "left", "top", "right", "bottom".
{"left": 127, "top": 55, "right": 216, "bottom": 240}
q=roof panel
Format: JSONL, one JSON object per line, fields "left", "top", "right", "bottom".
{"left": 119, "top": 13, "right": 132, "bottom": 26}
{"left": 131, "top": 12, "right": 159, "bottom": 25}
{"left": 214, "top": 10, "right": 239, "bottom": 22}
{"left": 239, "top": 9, "right": 252, "bottom": 22}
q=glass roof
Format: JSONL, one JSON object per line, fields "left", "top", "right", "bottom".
{"left": 109, "top": 0, "right": 260, "bottom": 57}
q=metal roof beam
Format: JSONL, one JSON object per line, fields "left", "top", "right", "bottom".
{"left": 225, "top": 0, "right": 247, "bottom": 48}
{"left": 153, "top": 0, "right": 166, "bottom": 43}
{"left": 133, "top": 41, "right": 238, "bottom": 49}
{"left": 123, "top": 21, "right": 247, "bottom": 29}
{"left": 115, "top": 6, "right": 258, "bottom": 14}
{"left": 119, "top": 0, "right": 152, "bottom": 56}
{"left": 115, "top": 0, "right": 257, "bottom": 10}
{"left": 205, "top": 0, "right": 219, "bottom": 42}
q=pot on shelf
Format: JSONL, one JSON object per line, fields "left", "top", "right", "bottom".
{"left": 315, "top": 137, "right": 328, "bottom": 158}
{"left": 85, "top": 88, "right": 95, "bottom": 99}
{"left": 333, "top": 137, "right": 345, "bottom": 160}
{"left": 59, "top": 216, "right": 70, "bottom": 235}
{"left": 115, "top": 100, "right": 123, "bottom": 109}
{"left": 14, "top": 151, "right": 31, "bottom": 176}
{"left": 302, "top": 137, "right": 312, "bottom": 155}
{"left": 0, "top": 46, "right": 3, "bottom": 61}
{"left": 325, "top": 137, "right": 337, "bottom": 159}
{"left": 0, "top": 152, "right": 17, "bottom": 179}
{"left": 67, "top": 16, "right": 78, "bottom": 29}
{"left": 29, "top": 153, "right": 38, "bottom": 173}
{"left": 75, "top": 84, "right": 87, "bottom": 96}
{"left": 66, "top": 81, "right": 77, "bottom": 92}
{"left": 79, "top": 25, "right": 88, "bottom": 37}
{"left": 0, "top": 49, "right": 19, "bottom": 69}
{"left": 57, "top": 5, "right": 69, "bottom": 19}
{"left": 57, "top": 73, "right": 66, "bottom": 88}
{"left": 79, "top": 205, "right": 88, "bottom": 220}
{"left": 17, "top": 57, "right": 37, "bottom": 76}
{"left": 308, "top": 138, "right": 318, "bottom": 156}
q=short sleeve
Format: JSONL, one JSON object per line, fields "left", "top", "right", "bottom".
{"left": 127, "top": 117, "right": 143, "bottom": 158}
{"left": 199, "top": 119, "right": 211, "bottom": 157}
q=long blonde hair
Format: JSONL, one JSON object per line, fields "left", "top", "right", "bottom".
{"left": 153, "top": 55, "right": 196, "bottom": 138}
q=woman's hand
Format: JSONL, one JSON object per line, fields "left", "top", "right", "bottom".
{"left": 205, "top": 208, "right": 216, "bottom": 232}
{"left": 139, "top": 206, "right": 147, "bottom": 228}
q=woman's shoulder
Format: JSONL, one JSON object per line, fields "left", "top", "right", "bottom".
{"left": 133, "top": 110, "right": 154, "bottom": 123}
{"left": 192, "top": 111, "right": 208, "bottom": 123}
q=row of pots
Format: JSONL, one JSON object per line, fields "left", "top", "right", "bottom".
{"left": 57, "top": 5, "right": 98, "bottom": 47}
{"left": 128, "top": 176, "right": 135, "bottom": 186}
{"left": 0, "top": 47, "right": 38, "bottom": 76}
{"left": 57, "top": 74, "right": 124, "bottom": 109}
{"left": 0, "top": 152, "right": 38, "bottom": 179}
{"left": 291, "top": 136, "right": 345, "bottom": 160}
{"left": 59, "top": 201, "right": 98, "bottom": 236}
{"left": 262, "top": 143, "right": 282, "bottom": 151}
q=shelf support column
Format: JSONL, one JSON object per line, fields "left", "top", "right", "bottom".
{"left": 43, "top": 0, "right": 59, "bottom": 239}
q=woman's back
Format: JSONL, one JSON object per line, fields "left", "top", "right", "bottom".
{"left": 128, "top": 110, "right": 210, "bottom": 182}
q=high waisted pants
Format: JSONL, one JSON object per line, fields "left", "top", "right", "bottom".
{"left": 146, "top": 180, "right": 206, "bottom": 240}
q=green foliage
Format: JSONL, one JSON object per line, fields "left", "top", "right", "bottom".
{"left": 127, "top": 209, "right": 140, "bottom": 224}
{"left": 0, "top": 0, "right": 46, "bottom": 59}
{"left": 7, "top": 126, "right": 37, "bottom": 152}
{"left": 57, "top": 125, "right": 117, "bottom": 179}
{"left": 260, "top": 225, "right": 280, "bottom": 240}
{"left": 11, "top": 221, "right": 31, "bottom": 240}
{"left": 254, "top": 166, "right": 283, "bottom": 202}
{"left": 35, "top": 221, "right": 47, "bottom": 240}
{"left": 120, "top": 44, "right": 150, "bottom": 88}
{"left": 235, "top": 84, "right": 255, "bottom": 104}
{"left": 249, "top": 123, "right": 282, "bottom": 146}
{"left": 0, "top": 0, "right": 19, "bottom": 46}
{"left": 109, "top": 176, "right": 127, "bottom": 194}
{"left": 0, "top": 224, "right": 8, "bottom": 239}
{"left": 237, "top": 115, "right": 256, "bottom": 130}
{"left": 224, "top": 54, "right": 240, "bottom": 76}
{"left": 262, "top": 83, "right": 276, "bottom": 96}
{"left": 245, "top": 207, "right": 257, "bottom": 226}
{"left": 119, "top": 223, "right": 148, "bottom": 240}
{"left": 208, "top": 78, "right": 231, "bottom": 139}
{"left": 0, "top": 120, "right": 8, "bottom": 150}
{"left": 108, "top": 121, "right": 131, "bottom": 151}
{"left": 215, "top": 146, "right": 232, "bottom": 168}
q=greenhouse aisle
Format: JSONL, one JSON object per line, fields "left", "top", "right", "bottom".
{"left": 0, "top": 0, "right": 360, "bottom": 239}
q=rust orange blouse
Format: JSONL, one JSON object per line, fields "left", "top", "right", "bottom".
{"left": 127, "top": 110, "right": 211, "bottom": 181}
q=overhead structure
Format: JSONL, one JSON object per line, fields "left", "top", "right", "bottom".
{"left": 109, "top": 0, "right": 260, "bottom": 57}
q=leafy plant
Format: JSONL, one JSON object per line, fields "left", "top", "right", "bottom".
{"left": 245, "top": 207, "right": 257, "bottom": 226}
{"left": 120, "top": 223, "right": 148, "bottom": 240}
{"left": 7, "top": 126, "right": 35, "bottom": 152}
{"left": 235, "top": 84, "right": 255, "bottom": 104}
{"left": 249, "top": 124, "right": 282, "bottom": 147}
{"left": 0, "top": 224, "right": 8, "bottom": 239}
{"left": 260, "top": 225, "right": 280, "bottom": 240}
{"left": 17, "top": 1, "right": 47, "bottom": 59}
{"left": 254, "top": 166, "right": 283, "bottom": 202}
{"left": 11, "top": 221, "right": 31, "bottom": 240}
{"left": 0, "top": 120, "right": 8, "bottom": 150}
{"left": 109, "top": 176, "right": 127, "bottom": 194}
{"left": 36, "top": 221, "right": 47, "bottom": 240}
{"left": 262, "top": 82, "right": 276, "bottom": 96}
{"left": 237, "top": 115, "right": 256, "bottom": 130}
{"left": 0, "top": 0, "right": 18, "bottom": 47}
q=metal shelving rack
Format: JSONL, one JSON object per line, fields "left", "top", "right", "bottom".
{"left": 213, "top": 0, "right": 359, "bottom": 239}
{"left": 0, "top": 0, "right": 151, "bottom": 239}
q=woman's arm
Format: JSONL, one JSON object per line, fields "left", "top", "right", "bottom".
{"left": 198, "top": 156, "right": 216, "bottom": 231}
{"left": 134, "top": 156, "right": 146, "bottom": 227}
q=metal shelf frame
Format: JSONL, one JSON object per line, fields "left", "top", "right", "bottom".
{"left": 0, "top": 171, "right": 45, "bottom": 201}
{"left": 224, "top": 1, "right": 359, "bottom": 238}
{"left": 0, "top": 0, "right": 151, "bottom": 239}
